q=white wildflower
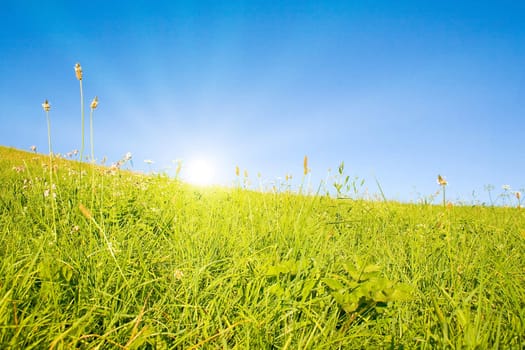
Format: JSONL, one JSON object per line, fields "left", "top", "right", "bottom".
{"left": 174, "top": 269, "right": 184, "bottom": 280}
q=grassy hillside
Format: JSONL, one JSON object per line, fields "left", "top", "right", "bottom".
{"left": 0, "top": 145, "right": 524, "bottom": 348}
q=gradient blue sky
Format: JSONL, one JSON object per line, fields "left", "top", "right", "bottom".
{"left": 1, "top": 0, "right": 524, "bottom": 203}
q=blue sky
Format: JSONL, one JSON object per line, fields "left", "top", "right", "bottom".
{"left": 1, "top": 0, "right": 524, "bottom": 204}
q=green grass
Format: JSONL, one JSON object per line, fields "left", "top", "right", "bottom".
{"left": 1, "top": 145, "right": 524, "bottom": 349}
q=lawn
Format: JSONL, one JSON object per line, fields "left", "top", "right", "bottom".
{"left": 0, "top": 145, "right": 524, "bottom": 348}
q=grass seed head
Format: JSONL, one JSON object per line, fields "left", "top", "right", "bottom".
{"left": 303, "top": 155, "right": 310, "bottom": 175}
{"left": 79, "top": 203, "right": 92, "bottom": 219}
{"left": 174, "top": 160, "right": 182, "bottom": 177}
{"left": 75, "top": 63, "right": 83, "bottom": 80}
{"left": 437, "top": 175, "right": 447, "bottom": 186}
{"left": 235, "top": 166, "right": 240, "bottom": 177}
{"left": 42, "top": 99, "right": 51, "bottom": 112}
{"left": 516, "top": 191, "right": 521, "bottom": 200}
{"left": 90, "top": 96, "right": 98, "bottom": 109}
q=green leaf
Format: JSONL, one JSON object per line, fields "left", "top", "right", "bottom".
{"left": 322, "top": 278, "right": 345, "bottom": 291}
{"left": 346, "top": 269, "right": 363, "bottom": 281}
{"left": 265, "top": 263, "right": 289, "bottom": 276}
{"left": 301, "top": 279, "right": 317, "bottom": 301}
{"left": 342, "top": 302, "right": 360, "bottom": 314}
{"left": 387, "top": 284, "right": 413, "bottom": 301}
{"left": 265, "top": 259, "right": 310, "bottom": 276}
{"left": 363, "top": 264, "right": 381, "bottom": 274}
{"left": 332, "top": 291, "right": 361, "bottom": 313}
{"left": 267, "top": 284, "right": 284, "bottom": 297}
{"left": 60, "top": 265, "right": 73, "bottom": 282}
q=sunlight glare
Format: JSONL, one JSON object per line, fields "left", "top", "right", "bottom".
{"left": 184, "top": 158, "right": 216, "bottom": 186}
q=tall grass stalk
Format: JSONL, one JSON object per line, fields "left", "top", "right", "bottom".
{"left": 75, "top": 63, "right": 85, "bottom": 163}
{"left": 42, "top": 100, "right": 53, "bottom": 157}
{"left": 89, "top": 97, "right": 97, "bottom": 164}
{"left": 438, "top": 174, "right": 448, "bottom": 207}
{"left": 89, "top": 96, "right": 98, "bottom": 209}
{"left": 42, "top": 99, "right": 57, "bottom": 240}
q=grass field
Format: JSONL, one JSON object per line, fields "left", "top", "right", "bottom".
{"left": 0, "top": 145, "right": 523, "bottom": 349}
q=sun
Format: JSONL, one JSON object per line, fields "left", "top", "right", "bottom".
{"left": 184, "top": 158, "right": 216, "bottom": 186}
